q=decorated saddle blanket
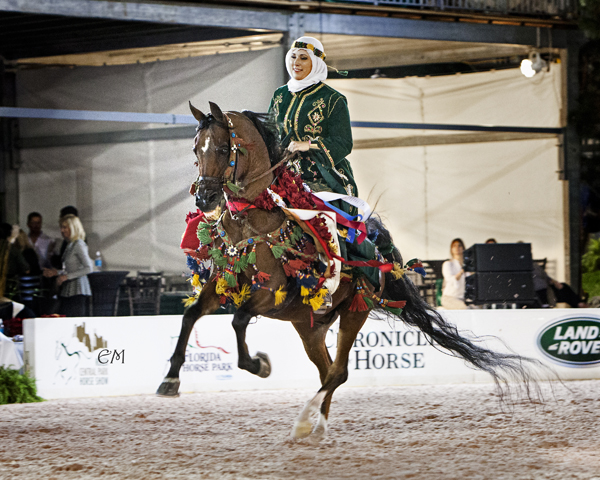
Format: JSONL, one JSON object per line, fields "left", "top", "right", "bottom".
{"left": 180, "top": 166, "right": 424, "bottom": 313}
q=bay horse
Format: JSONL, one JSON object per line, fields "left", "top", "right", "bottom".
{"left": 157, "top": 101, "right": 538, "bottom": 440}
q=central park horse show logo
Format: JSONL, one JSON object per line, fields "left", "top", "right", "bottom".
{"left": 537, "top": 316, "right": 600, "bottom": 367}
{"left": 54, "top": 322, "right": 112, "bottom": 386}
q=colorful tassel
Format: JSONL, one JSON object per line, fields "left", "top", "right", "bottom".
{"left": 233, "top": 255, "right": 248, "bottom": 273}
{"left": 391, "top": 262, "right": 405, "bottom": 280}
{"left": 209, "top": 248, "right": 227, "bottom": 267}
{"left": 386, "top": 300, "right": 407, "bottom": 309}
{"left": 215, "top": 277, "right": 229, "bottom": 295}
{"left": 309, "top": 294, "right": 324, "bottom": 312}
{"left": 197, "top": 245, "right": 210, "bottom": 261}
{"left": 247, "top": 249, "right": 256, "bottom": 265}
{"left": 226, "top": 181, "right": 241, "bottom": 195}
{"left": 288, "top": 259, "right": 308, "bottom": 271}
{"left": 274, "top": 286, "right": 287, "bottom": 306}
{"left": 283, "top": 262, "right": 297, "bottom": 277}
{"left": 232, "top": 284, "right": 251, "bottom": 307}
{"left": 269, "top": 244, "right": 286, "bottom": 258}
{"left": 224, "top": 271, "right": 237, "bottom": 287}
{"left": 349, "top": 293, "right": 369, "bottom": 312}
{"left": 300, "top": 286, "right": 311, "bottom": 297}
{"left": 255, "top": 271, "right": 271, "bottom": 283}
{"left": 182, "top": 295, "right": 197, "bottom": 307}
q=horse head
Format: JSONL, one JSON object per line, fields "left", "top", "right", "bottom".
{"left": 189, "top": 101, "right": 272, "bottom": 212}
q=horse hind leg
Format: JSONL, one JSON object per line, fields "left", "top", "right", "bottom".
{"left": 291, "top": 309, "right": 368, "bottom": 440}
{"left": 156, "top": 284, "right": 220, "bottom": 397}
{"left": 290, "top": 320, "right": 334, "bottom": 439}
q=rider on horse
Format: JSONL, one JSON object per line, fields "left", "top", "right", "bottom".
{"left": 269, "top": 36, "right": 357, "bottom": 199}
{"left": 268, "top": 37, "right": 397, "bottom": 302}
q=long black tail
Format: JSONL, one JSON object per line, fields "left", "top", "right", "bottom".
{"left": 367, "top": 215, "right": 548, "bottom": 400}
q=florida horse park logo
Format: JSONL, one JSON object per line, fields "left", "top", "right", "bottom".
{"left": 537, "top": 316, "right": 600, "bottom": 367}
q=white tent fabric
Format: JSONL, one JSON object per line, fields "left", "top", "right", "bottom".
{"left": 328, "top": 67, "right": 564, "bottom": 279}
{"left": 17, "top": 47, "right": 285, "bottom": 275}
{"left": 16, "top": 51, "right": 564, "bottom": 280}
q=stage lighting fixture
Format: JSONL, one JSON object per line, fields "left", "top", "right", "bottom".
{"left": 520, "top": 52, "right": 547, "bottom": 78}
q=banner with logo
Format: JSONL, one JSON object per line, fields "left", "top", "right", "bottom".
{"left": 23, "top": 309, "right": 600, "bottom": 399}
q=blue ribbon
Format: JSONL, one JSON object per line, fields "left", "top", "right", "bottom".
{"left": 322, "top": 200, "right": 362, "bottom": 244}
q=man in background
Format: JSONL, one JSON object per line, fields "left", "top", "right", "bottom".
{"left": 27, "top": 212, "right": 54, "bottom": 269}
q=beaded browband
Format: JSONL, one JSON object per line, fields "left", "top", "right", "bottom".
{"left": 292, "top": 41, "right": 326, "bottom": 61}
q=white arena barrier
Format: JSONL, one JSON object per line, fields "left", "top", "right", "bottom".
{"left": 23, "top": 309, "right": 600, "bottom": 399}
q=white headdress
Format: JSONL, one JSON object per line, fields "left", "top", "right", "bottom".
{"left": 285, "top": 36, "right": 328, "bottom": 93}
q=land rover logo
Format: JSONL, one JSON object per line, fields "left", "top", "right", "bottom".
{"left": 538, "top": 317, "right": 600, "bottom": 366}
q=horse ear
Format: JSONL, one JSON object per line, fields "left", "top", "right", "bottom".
{"left": 189, "top": 101, "right": 206, "bottom": 123}
{"left": 209, "top": 101, "right": 226, "bottom": 124}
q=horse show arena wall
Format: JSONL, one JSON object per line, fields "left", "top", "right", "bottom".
{"left": 16, "top": 50, "right": 565, "bottom": 281}
{"left": 22, "top": 308, "right": 600, "bottom": 400}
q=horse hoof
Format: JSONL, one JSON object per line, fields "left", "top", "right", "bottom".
{"left": 312, "top": 414, "right": 328, "bottom": 440}
{"left": 253, "top": 352, "right": 271, "bottom": 378}
{"left": 291, "top": 420, "right": 313, "bottom": 439}
{"left": 156, "top": 378, "right": 180, "bottom": 397}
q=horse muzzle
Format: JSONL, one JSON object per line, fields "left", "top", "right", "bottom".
{"left": 194, "top": 176, "right": 223, "bottom": 212}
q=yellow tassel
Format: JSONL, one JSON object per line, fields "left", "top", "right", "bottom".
{"left": 182, "top": 295, "right": 198, "bottom": 307}
{"left": 317, "top": 288, "right": 328, "bottom": 299}
{"left": 230, "top": 285, "right": 251, "bottom": 307}
{"left": 216, "top": 277, "right": 229, "bottom": 295}
{"left": 274, "top": 285, "right": 287, "bottom": 306}
{"left": 301, "top": 286, "right": 310, "bottom": 297}
{"left": 391, "top": 262, "right": 405, "bottom": 280}
{"left": 189, "top": 274, "right": 201, "bottom": 288}
{"left": 302, "top": 295, "right": 310, "bottom": 305}
{"left": 309, "top": 294, "right": 324, "bottom": 311}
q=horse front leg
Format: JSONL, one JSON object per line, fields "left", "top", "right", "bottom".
{"left": 156, "top": 283, "right": 220, "bottom": 397}
{"left": 232, "top": 308, "right": 271, "bottom": 378}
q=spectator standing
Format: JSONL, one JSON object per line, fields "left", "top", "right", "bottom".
{"left": 43, "top": 214, "right": 92, "bottom": 317}
{"left": 0, "top": 223, "right": 30, "bottom": 300}
{"left": 441, "top": 238, "right": 468, "bottom": 310}
{"left": 14, "top": 229, "right": 41, "bottom": 276}
{"left": 50, "top": 206, "right": 79, "bottom": 270}
{"left": 26, "top": 212, "right": 54, "bottom": 269}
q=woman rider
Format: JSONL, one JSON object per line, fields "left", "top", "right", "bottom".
{"left": 268, "top": 37, "right": 387, "bottom": 308}
{"left": 268, "top": 36, "right": 358, "bottom": 198}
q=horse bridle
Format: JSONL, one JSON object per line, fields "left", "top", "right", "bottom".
{"left": 193, "top": 113, "right": 287, "bottom": 197}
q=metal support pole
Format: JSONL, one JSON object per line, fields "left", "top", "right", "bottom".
{"left": 562, "top": 36, "right": 583, "bottom": 292}
{"left": 0, "top": 61, "right": 21, "bottom": 224}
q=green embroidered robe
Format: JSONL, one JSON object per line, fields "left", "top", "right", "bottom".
{"left": 268, "top": 82, "right": 358, "bottom": 197}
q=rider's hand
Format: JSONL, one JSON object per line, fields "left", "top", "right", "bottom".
{"left": 287, "top": 141, "right": 311, "bottom": 153}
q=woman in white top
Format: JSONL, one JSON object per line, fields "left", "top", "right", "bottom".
{"left": 441, "top": 238, "right": 467, "bottom": 309}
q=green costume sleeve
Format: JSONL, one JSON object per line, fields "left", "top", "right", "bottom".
{"left": 312, "top": 94, "right": 353, "bottom": 169}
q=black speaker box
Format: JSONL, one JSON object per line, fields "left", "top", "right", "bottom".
{"left": 465, "top": 272, "right": 535, "bottom": 304}
{"left": 463, "top": 243, "right": 533, "bottom": 272}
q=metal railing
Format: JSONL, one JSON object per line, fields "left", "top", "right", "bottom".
{"left": 328, "top": 0, "right": 578, "bottom": 18}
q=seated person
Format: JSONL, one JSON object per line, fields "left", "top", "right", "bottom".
{"left": 533, "top": 263, "right": 588, "bottom": 308}
{"left": 441, "top": 238, "right": 468, "bottom": 310}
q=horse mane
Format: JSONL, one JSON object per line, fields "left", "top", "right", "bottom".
{"left": 241, "top": 111, "right": 283, "bottom": 167}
